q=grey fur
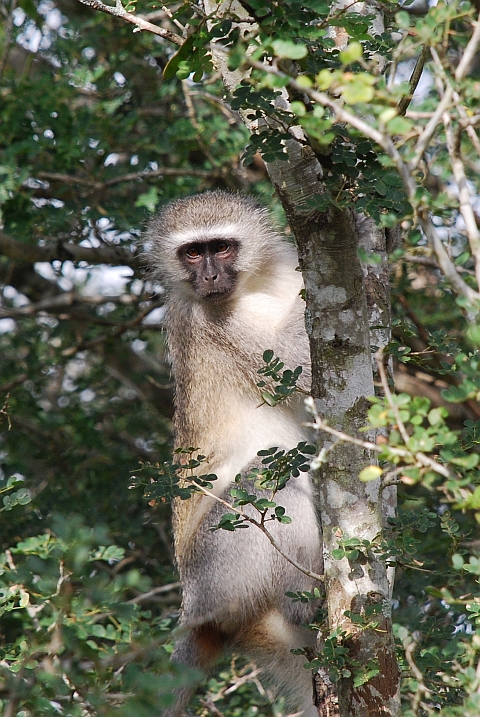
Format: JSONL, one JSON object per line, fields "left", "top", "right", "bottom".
{"left": 147, "top": 191, "right": 322, "bottom": 716}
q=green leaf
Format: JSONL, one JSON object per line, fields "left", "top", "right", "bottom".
{"left": 340, "top": 42, "right": 363, "bottom": 65}
{"left": 134, "top": 187, "right": 160, "bottom": 212}
{"left": 354, "top": 667, "right": 380, "bottom": 687}
{"left": 452, "top": 553, "right": 464, "bottom": 570}
{"left": 386, "top": 116, "right": 413, "bottom": 135}
{"left": 359, "top": 465, "right": 383, "bottom": 482}
{"left": 261, "top": 392, "right": 277, "bottom": 406}
{"left": 467, "top": 323, "right": 480, "bottom": 346}
{"left": 290, "top": 101, "right": 307, "bottom": 117}
{"left": 427, "top": 408, "right": 446, "bottom": 426}
{"left": 395, "top": 10, "right": 412, "bottom": 27}
{"left": 342, "top": 78, "right": 374, "bottom": 104}
{"left": 272, "top": 39, "right": 308, "bottom": 59}
{"left": 163, "top": 35, "right": 196, "bottom": 80}
{"left": 450, "top": 453, "right": 479, "bottom": 469}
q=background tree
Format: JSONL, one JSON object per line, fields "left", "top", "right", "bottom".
{"left": 1, "top": 1, "right": 480, "bottom": 717}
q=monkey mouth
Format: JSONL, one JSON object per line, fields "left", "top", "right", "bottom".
{"left": 203, "top": 288, "right": 234, "bottom": 302}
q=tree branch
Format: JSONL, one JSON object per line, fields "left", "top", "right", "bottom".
{"left": 305, "top": 396, "right": 451, "bottom": 480}
{"left": 397, "top": 45, "right": 430, "bottom": 117}
{"left": 0, "top": 292, "right": 143, "bottom": 317}
{"left": 242, "top": 56, "right": 480, "bottom": 305}
{"left": 410, "top": 13, "right": 480, "bottom": 170}
{"left": 36, "top": 166, "right": 222, "bottom": 190}
{"left": 75, "top": 0, "right": 183, "bottom": 45}
{"left": 0, "top": 230, "right": 142, "bottom": 270}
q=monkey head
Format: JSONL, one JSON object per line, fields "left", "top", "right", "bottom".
{"left": 147, "top": 190, "right": 282, "bottom": 303}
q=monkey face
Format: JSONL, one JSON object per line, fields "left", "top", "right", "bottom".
{"left": 177, "top": 238, "right": 240, "bottom": 301}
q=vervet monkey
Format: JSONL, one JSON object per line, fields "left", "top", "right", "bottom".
{"left": 147, "top": 191, "right": 322, "bottom": 717}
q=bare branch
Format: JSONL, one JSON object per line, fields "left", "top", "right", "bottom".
{"left": 410, "top": 13, "right": 480, "bottom": 170}
{"left": 0, "top": 374, "right": 28, "bottom": 393}
{"left": 459, "top": 113, "right": 480, "bottom": 130}
{"left": 443, "top": 111, "right": 480, "bottom": 287}
{"left": 376, "top": 350, "right": 452, "bottom": 478}
{"left": 417, "top": 207, "right": 480, "bottom": 304}
{"left": 409, "top": 82, "right": 454, "bottom": 171}
{"left": 0, "top": 292, "right": 142, "bottom": 318}
{"left": 0, "top": 230, "right": 142, "bottom": 270}
{"left": 454, "top": 12, "right": 480, "bottom": 82}
{"left": 36, "top": 166, "right": 222, "bottom": 190}
{"left": 376, "top": 349, "right": 411, "bottom": 446}
{"left": 397, "top": 45, "right": 430, "bottom": 117}
{"left": 305, "top": 396, "right": 451, "bottom": 480}
{"left": 127, "top": 582, "right": 181, "bottom": 603}
{"left": 60, "top": 300, "right": 165, "bottom": 355}
{"left": 404, "top": 638, "right": 432, "bottom": 713}
{"left": 75, "top": 0, "right": 183, "bottom": 45}
{"left": 401, "top": 254, "right": 441, "bottom": 270}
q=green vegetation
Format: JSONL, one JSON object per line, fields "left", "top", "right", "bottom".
{"left": 1, "top": 0, "right": 480, "bottom": 714}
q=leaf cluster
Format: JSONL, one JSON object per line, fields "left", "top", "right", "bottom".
{"left": 257, "top": 349, "right": 304, "bottom": 406}
{"left": 0, "top": 515, "right": 186, "bottom": 717}
{"left": 130, "top": 449, "right": 219, "bottom": 503}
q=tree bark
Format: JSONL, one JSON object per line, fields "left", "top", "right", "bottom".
{"left": 267, "top": 145, "right": 400, "bottom": 717}
{"left": 356, "top": 214, "right": 397, "bottom": 599}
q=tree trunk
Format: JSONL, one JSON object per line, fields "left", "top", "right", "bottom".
{"left": 267, "top": 144, "right": 400, "bottom": 717}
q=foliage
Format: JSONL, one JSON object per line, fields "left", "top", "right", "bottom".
{"left": 0, "top": 0, "right": 255, "bottom": 713}
{"left": 132, "top": 440, "right": 316, "bottom": 531}
{"left": 257, "top": 350, "right": 305, "bottom": 406}
{"left": 1, "top": 0, "right": 480, "bottom": 715}
{"left": 0, "top": 514, "right": 196, "bottom": 717}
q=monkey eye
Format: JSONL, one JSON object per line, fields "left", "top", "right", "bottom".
{"left": 185, "top": 245, "right": 202, "bottom": 259}
{"left": 214, "top": 241, "right": 230, "bottom": 254}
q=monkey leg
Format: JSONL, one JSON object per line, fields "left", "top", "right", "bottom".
{"left": 237, "top": 609, "right": 318, "bottom": 717}
{"left": 163, "top": 622, "right": 228, "bottom": 717}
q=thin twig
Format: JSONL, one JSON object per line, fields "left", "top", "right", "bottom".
{"left": 182, "top": 80, "right": 218, "bottom": 167}
{"left": 409, "top": 82, "right": 454, "bottom": 171}
{"left": 36, "top": 166, "right": 221, "bottom": 189}
{"left": 444, "top": 111, "right": 480, "bottom": 288}
{"left": 0, "top": 229, "right": 141, "bottom": 269}
{"left": 404, "top": 638, "right": 432, "bottom": 713}
{"left": 397, "top": 45, "right": 430, "bottom": 117}
{"left": 188, "top": 479, "right": 324, "bottom": 582}
{"left": 0, "top": 292, "right": 142, "bottom": 317}
{"left": 401, "top": 254, "right": 440, "bottom": 270}
{"left": 376, "top": 349, "right": 451, "bottom": 478}
{"left": 305, "top": 394, "right": 451, "bottom": 480}
{"left": 376, "top": 349, "right": 411, "bottom": 445}
{"left": 428, "top": 49, "right": 480, "bottom": 289}
{"left": 0, "top": 374, "right": 28, "bottom": 393}
{"left": 127, "top": 582, "right": 180, "bottom": 603}
{"left": 60, "top": 300, "right": 165, "bottom": 356}
{"left": 160, "top": 5, "right": 185, "bottom": 31}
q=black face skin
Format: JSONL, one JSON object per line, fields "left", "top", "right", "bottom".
{"left": 178, "top": 239, "right": 240, "bottom": 301}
